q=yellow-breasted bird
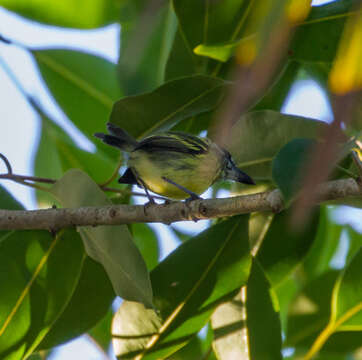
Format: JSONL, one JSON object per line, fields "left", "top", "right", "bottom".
{"left": 95, "top": 123, "right": 255, "bottom": 202}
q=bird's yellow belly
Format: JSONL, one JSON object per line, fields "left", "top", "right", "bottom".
{"left": 129, "top": 154, "right": 216, "bottom": 199}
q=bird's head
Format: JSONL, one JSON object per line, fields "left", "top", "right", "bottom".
{"left": 221, "top": 150, "right": 255, "bottom": 185}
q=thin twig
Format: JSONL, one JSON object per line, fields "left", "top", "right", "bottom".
{"left": 0, "top": 153, "right": 13, "bottom": 174}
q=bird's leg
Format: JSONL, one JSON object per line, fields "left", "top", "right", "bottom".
{"left": 161, "top": 177, "right": 202, "bottom": 202}
{"left": 132, "top": 172, "right": 155, "bottom": 216}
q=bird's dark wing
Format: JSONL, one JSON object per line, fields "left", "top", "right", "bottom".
{"left": 134, "top": 132, "right": 209, "bottom": 155}
{"left": 118, "top": 168, "right": 138, "bottom": 184}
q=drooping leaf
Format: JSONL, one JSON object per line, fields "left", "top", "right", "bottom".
{"left": 256, "top": 209, "right": 320, "bottom": 286}
{"left": 246, "top": 261, "right": 282, "bottom": 359}
{"left": 272, "top": 138, "right": 316, "bottom": 205}
{"left": 0, "top": 230, "right": 84, "bottom": 359}
{"left": 109, "top": 75, "right": 226, "bottom": 139}
{"left": 228, "top": 111, "right": 326, "bottom": 181}
{"left": 33, "top": 49, "right": 121, "bottom": 155}
{"left": 50, "top": 169, "right": 153, "bottom": 308}
{"left": 38, "top": 256, "right": 115, "bottom": 349}
{"left": 0, "top": 0, "right": 120, "bottom": 28}
{"left": 112, "top": 215, "right": 251, "bottom": 359}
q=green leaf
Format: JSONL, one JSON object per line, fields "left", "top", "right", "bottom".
{"left": 33, "top": 49, "right": 121, "bottom": 154}
{"left": 119, "top": 1, "right": 177, "bottom": 95}
{"left": 286, "top": 271, "right": 339, "bottom": 349}
{"left": 112, "top": 215, "right": 251, "bottom": 359}
{"left": 0, "top": 0, "right": 120, "bottom": 28}
{"left": 166, "top": 0, "right": 250, "bottom": 79}
{"left": 303, "top": 207, "right": 343, "bottom": 279}
{"left": 332, "top": 247, "right": 362, "bottom": 330}
{"left": 228, "top": 111, "right": 326, "bottom": 181}
{"left": 246, "top": 261, "right": 282, "bottom": 359}
{"left": 131, "top": 223, "right": 160, "bottom": 270}
{"left": 290, "top": 0, "right": 358, "bottom": 63}
{"left": 0, "top": 229, "right": 84, "bottom": 359}
{"left": 212, "top": 261, "right": 282, "bottom": 360}
{"left": 0, "top": 185, "right": 24, "bottom": 244}
{"left": 346, "top": 226, "right": 362, "bottom": 264}
{"left": 109, "top": 75, "right": 226, "bottom": 139}
{"left": 88, "top": 308, "right": 114, "bottom": 354}
{"left": 50, "top": 169, "right": 153, "bottom": 307}
{"left": 194, "top": 0, "right": 357, "bottom": 64}
{"left": 256, "top": 209, "right": 320, "bottom": 286}
{"left": 272, "top": 138, "right": 316, "bottom": 205}
{"left": 34, "top": 110, "right": 117, "bottom": 207}
{"left": 38, "top": 256, "right": 115, "bottom": 349}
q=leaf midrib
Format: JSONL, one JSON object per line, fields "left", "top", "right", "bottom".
{"left": 35, "top": 52, "right": 114, "bottom": 109}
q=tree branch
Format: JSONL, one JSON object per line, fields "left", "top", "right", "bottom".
{"left": 0, "top": 178, "right": 361, "bottom": 230}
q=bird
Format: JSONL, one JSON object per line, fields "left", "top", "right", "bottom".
{"left": 94, "top": 123, "right": 255, "bottom": 202}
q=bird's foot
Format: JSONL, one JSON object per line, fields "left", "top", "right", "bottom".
{"left": 143, "top": 198, "right": 156, "bottom": 215}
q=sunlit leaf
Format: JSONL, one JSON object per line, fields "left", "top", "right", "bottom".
{"left": 0, "top": 0, "right": 120, "bottom": 28}
{"left": 0, "top": 230, "right": 84, "bottom": 359}
{"left": 112, "top": 215, "right": 251, "bottom": 359}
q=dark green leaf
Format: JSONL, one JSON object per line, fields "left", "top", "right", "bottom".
{"left": 112, "top": 215, "right": 251, "bottom": 359}
{"left": 33, "top": 49, "right": 121, "bottom": 155}
{"left": 346, "top": 226, "right": 362, "bottom": 264}
{"left": 119, "top": 1, "right": 177, "bottom": 95}
{"left": 290, "top": 0, "right": 358, "bottom": 63}
{"left": 193, "top": 0, "right": 357, "bottom": 64}
{"left": 131, "top": 223, "right": 160, "bottom": 270}
{"left": 332, "top": 247, "right": 362, "bottom": 330}
{"left": 228, "top": 111, "right": 326, "bottom": 181}
{"left": 0, "top": 0, "right": 120, "bottom": 28}
{"left": 303, "top": 207, "right": 343, "bottom": 279}
{"left": 256, "top": 209, "right": 320, "bottom": 286}
{"left": 246, "top": 261, "right": 282, "bottom": 359}
{"left": 272, "top": 138, "right": 316, "bottom": 204}
{"left": 109, "top": 75, "right": 226, "bottom": 139}
{"left": 88, "top": 308, "right": 114, "bottom": 354}
{"left": 38, "top": 256, "right": 115, "bottom": 349}
{"left": 286, "top": 271, "right": 339, "bottom": 348}
{"left": 50, "top": 169, "right": 153, "bottom": 307}
{"left": 0, "top": 185, "right": 24, "bottom": 245}
{"left": 0, "top": 230, "right": 84, "bottom": 359}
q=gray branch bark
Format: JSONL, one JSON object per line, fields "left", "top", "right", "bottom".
{"left": 0, "top": 178, "right": 361, "bottom": 230}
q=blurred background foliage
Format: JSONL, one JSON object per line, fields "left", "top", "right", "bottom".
{"left": 0, "top": 0, "right": 362, "bottom": 359}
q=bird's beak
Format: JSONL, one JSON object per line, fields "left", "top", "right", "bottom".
{"left": 226, "top": 164, "right": 255, "bottom": 185}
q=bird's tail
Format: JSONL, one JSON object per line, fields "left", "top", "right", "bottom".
{"left": 94, "top": 123, "right": 138, "bottom": 152}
